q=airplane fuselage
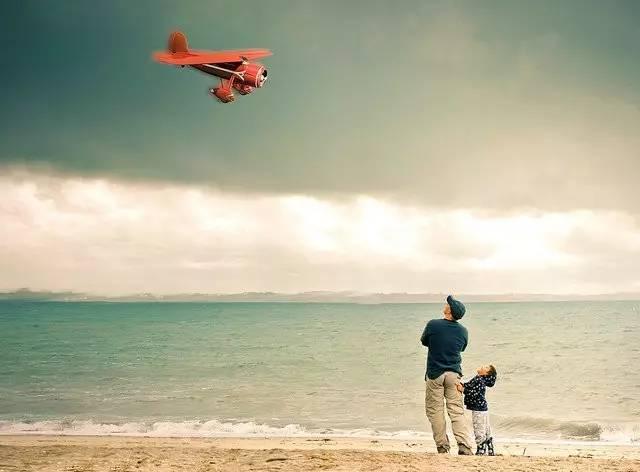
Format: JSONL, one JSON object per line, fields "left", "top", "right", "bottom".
{"left": 191, "top": 62, "right": 239, "bottom": 81}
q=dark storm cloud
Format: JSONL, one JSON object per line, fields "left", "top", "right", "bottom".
{"left": 1, "top": 1, "right": 640, "bottom": 212}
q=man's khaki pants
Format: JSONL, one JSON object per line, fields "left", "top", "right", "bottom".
{"left": 425, "top": 371, "right": 473, "bottom": 451}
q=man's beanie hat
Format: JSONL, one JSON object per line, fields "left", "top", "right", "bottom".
{"left": 447, "top": 295, "right": 466, "bottom": 320}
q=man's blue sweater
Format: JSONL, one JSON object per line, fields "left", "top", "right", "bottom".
{"left": 420, "top": 318, "right": 468, "bottom": 380}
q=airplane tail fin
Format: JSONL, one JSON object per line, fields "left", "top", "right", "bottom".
{"left": 168, "top": 31, "right": 189, "bottom": 53}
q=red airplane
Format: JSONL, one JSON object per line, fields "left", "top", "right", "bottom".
{"left": 153, "top": 31, "right": 272, "bottom": 103}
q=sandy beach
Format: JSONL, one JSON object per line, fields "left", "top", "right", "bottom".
{"left": 1, "top": 435, "right": 638, "bottom": 472}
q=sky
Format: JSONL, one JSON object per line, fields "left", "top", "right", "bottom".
{"left": 1, "top": 0, "right": 639, "bottom": 295}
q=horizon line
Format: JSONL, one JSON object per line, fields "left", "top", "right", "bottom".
{"left": 1, "top": 288, "right": 639, "bottom": 303}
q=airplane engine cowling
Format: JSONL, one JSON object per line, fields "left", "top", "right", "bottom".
{"left": 233, "top": 83, "right": 254, "bottom": 95}
{"left": 209, "top": 86, "right": 235, "bottom": 103}
{"left": 237, "top": 63, "right": 268, "bottom": 88}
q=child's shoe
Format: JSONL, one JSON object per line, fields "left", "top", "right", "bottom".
{"left": 486, "top": 437, "right": 495, "bottom": 456}
{"left": 475, "top": 441, "right": 486, "bottom": 455}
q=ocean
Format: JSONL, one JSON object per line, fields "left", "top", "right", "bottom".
{"left": 1, "top": 301, "right": 639, "bottom": 444}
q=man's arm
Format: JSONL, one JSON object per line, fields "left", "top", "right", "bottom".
{"left": 461, "top": 327, "right": 468, "bottom": 352}
{"left": 420, "top": 321, "right": 431, "bottom": 347}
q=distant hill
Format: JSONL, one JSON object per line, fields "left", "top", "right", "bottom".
{"left": 0, "top": 288, "right": 88, "bottom": 301}
{"left": 1, "top": 288, "right": 639, "bottom": 303}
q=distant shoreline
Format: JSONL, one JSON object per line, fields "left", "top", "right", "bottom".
{"left": 2, "top": 289, "right": 640, "bottom": 303}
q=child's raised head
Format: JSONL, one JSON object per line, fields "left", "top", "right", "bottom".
{"left": 477, "top": 364, "right": 497, "bottom": 377}
{"left": 477, "top": 364, "right": 497, "bottom": 387}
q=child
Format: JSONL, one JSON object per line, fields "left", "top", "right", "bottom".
{"left": 458, "top": 364, "right": 497, "bottom": 455}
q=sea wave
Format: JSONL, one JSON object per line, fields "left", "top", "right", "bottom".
{"left": 0, "top": 419, "right": 420, "bottom": 439}
{"left": 493, "top": 415, "right": 639, "bottom": 442}
{"left": 0, "top": 418, "right": 638, "bottom": 444}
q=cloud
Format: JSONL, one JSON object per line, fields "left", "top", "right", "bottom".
{"left": 1, "top": 171, "right": 639, "bottom": 294}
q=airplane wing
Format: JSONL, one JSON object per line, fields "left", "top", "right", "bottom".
{"left": 153, "top": 49, "right": 272, "bottom": 65}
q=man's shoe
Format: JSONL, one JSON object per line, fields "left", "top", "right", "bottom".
{"left": 436, "top": 446, "right": 449, "bottom": 454}
{"left": 486, "top": 438, "right": 495, "bottom": 456}
{"left": 475, "top": 441, "right": 486, "bottom": 455}
{"left": 457, "top": 444, "right": 473, "bottom": 455}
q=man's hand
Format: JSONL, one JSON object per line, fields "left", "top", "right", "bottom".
{"left": 456, "top": 382, "right": 464, "bottom": 394}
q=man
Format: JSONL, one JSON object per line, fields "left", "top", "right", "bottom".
{"left": 420, "top": 295, "right": 474, "bottom": 455}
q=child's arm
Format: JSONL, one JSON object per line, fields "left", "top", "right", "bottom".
{"left": 459, "top": 375, "right": 481, "bottom": 394}
{"left": 460, "top": 374, "right": 476, "bottom": 385}
{"left": 456, "top": 373, "right": 475, "bottom": 393}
